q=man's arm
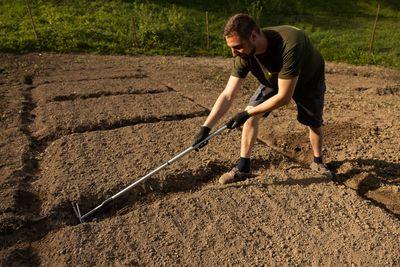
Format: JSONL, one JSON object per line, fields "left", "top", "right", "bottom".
{"left": 203, "top": 75, "right": 244, "bottom": 128}
{"left": 247, "top": 76, "right": 298, "bottom": 117}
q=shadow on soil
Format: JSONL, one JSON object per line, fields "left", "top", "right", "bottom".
{"left": 79, "top": 155, "right": 286, "bottom": 222}
{"left": 211, "top": 154, "right": 332, "bottom": 190}
{"left": 271, "top": 176, "right": 331, "bottom": 187}
{"left": 1, "top": 246, "right": 41, "bottom": 267}
{"left": 329, "top": 158, "right": 400, "bottom": 193}
{"left": 76, "top": 160, "right": 232, "bottom": 223}
{"left": 73, "top": 155, "right": 281, "bottom": 223}
{"left": 0, "top": 202, "right": 78, "bottom": 249}
{"left": 329, "top": 158, "right": 400, "bottom": 219}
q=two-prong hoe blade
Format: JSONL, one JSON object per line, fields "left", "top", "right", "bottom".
{"left": 72, "top": 203, "right": 83, "bottom": 223}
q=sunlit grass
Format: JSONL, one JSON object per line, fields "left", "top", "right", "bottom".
{"left": 0, "top": 0, "right": 399, "bottom": 69}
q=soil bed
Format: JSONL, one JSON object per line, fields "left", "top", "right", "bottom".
{"left": 35, "top": 67, "right": 147, "bottom": 85}
{"left": 30, "top": 91, "right": 208, "bottom": 140}
{"left": 33, "top": 117, "right": 267, "bottom": 216}
{"left": 33, "top": 77, "right": 171, "bottom": 103}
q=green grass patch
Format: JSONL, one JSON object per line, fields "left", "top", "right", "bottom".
{"left": 1, "top": 0, "right": 399, "bottom": 69}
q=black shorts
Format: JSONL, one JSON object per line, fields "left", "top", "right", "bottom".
{"left": 247, "top": 73, "right": 326, "bottom": 127}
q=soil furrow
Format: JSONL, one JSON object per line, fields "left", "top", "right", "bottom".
{"left": 0, "top": 83, "right": 44, "bottom": 253}
{"left": 0, "top": 210, "right": 74, "bottom": 249}
{"left": 19, "top": 85, "right": 39, "bottom": 174}
{"left": 163, "top": 85, "right": 211, "bottom": 113}
{"left": 36, "top": 110, "right": 209, "bottom": 143}
{"left": 51, "top": 88, "right": 172, "bottom": 102}
{"left": 69, "top": 158, "right": 231, "bottom": 224}
{"left": 1, "top": 245, "right": 41, "bottom": 266}
{"left": 35, "top": 73, "right": 147, "bottom": 86}
{"left": 31, "top": 91, "right": 208, "bottom": 140}
{"left": 33, "top": 77, "right": 170, "bottom": 103}
{"left": 1, "top": 117, "right": 213, "bottom": 249}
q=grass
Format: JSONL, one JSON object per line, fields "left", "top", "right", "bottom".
{"left": 1, "top": 0, "right": 399, "bottom": 69}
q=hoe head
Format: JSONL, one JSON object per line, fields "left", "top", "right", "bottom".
{"left": 72, "top": 203, "right": 84, "bottom": 223}
{"left": 71, "top": 198, "right": 113, "bottom": 223}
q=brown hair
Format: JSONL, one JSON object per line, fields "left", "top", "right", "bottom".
{"left": 223, "top": 13, "right": 260, "bottom": 39}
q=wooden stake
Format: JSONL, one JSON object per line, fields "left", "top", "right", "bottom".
{"left": 206, "top": 11, "right": 210, "bottom": 50}
{"left": 369, "top": 2, "right": 380, "bottom": 54}
{"left": 131, "top": 16, "right": 137, "bottom": 47}
{"left": 25, "top": 0, "right": 38, "bottom": 40}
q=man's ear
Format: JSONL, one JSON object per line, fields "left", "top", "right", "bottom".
{"left": 250, "top": 30, "right": 257, "bottom": 42}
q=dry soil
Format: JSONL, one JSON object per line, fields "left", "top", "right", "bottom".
{"left": 0, "top": 53, "right": 399, "bottom": 266}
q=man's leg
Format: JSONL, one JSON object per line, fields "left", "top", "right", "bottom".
{"left": 293, "top": 65, "right": 331, "bottom": 177}
{"left": 240, "top": 107, "right": 263, "bottom": 158}
{"left": 295, "top": 96, "right": 332, "bottom": 177}
{"left": 308, "top": 125, "right": 332, "bottom": 177}
{"left": 219, "top": 85, "right": 276, "bottom": 185}
{"left": 309, "top": 125, "right": 323, "bottom": 158}
{"left": 219, "top": 112, "right": 261, "bottom": 184}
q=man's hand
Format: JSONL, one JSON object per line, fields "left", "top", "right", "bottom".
{"left": 192, "top": 126, "right": 211, "bottom": 150}
{"left": 226, "top": 111, "right": 250, "bottom": 129}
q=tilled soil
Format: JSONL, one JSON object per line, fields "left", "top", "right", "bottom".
{"left": 33, "top": 118, "right": 256, "bottom": 216}
{"left": 33, "top": 77, "right": 171, "bottom": 103}
{"left": 0, "top": 53, "right": 399, "bottom": 266}
{"left": 30, "top": 91, "right": 208, "bottom": 140}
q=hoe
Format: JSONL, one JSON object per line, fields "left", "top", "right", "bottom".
{"left": 72, "top": 125, "right": 227, "bottom": 223}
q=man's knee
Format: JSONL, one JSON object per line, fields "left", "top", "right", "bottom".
{"left": 308, "top": 125, "right": 322, "bottom": 135}
{"left": 244, "top": 106, "right": 262, "bottom": 127}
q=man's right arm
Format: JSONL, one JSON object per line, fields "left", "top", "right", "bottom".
{"left": 192, "top": 75, "right": 243, "bottom": 148}
{"left": 203, "top": 75, "right": 244, "bottom": 128}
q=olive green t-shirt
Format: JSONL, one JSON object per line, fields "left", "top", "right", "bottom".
{"left": 231, "top": 25, "right": 324, "bottom": 89}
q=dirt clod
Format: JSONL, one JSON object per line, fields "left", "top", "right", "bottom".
{"left": 22, "top": 75, "right": 33, "bottom": 85}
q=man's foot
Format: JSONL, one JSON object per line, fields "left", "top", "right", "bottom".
{"left": 219, "top": 167, "right": 251, "bottom": 185}
{"left": 310, "top": 162, "right": 333, "bottom": 178}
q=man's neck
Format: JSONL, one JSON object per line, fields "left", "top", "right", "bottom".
{"left": 254, "top": 31, "right": 268, "bottom": 55}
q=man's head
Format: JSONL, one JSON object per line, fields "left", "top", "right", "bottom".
{"left": 223, "top": 13, "right": 261, "bottom": 59}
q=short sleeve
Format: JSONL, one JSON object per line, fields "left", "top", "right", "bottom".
{"left": 231, "top": 57, "right": 250, "bottom": 78}
{"left": 278, "top": 43, "right": 303, "bottom": 79}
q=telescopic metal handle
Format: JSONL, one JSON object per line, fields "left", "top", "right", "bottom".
{"left": 77, "top": 124, "right": 228, "bottom": 222}
{"left": 112, "top": 124, "right": 227, "bottom": 199}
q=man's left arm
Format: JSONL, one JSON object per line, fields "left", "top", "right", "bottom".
{"left": 226, "top": 76, "right": 298, "bottom": 129}
{"left": 248, "top": 76, "right": 298, "bottom": 116}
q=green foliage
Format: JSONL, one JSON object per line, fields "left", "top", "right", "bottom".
{"left": 0, "top": 0, "right": 399, "bottom": 68}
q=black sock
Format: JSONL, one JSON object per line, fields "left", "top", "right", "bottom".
{"left": 237, "top": 157, "right": 251, "bottom": 173}
{"left": 314, "top": 156, "right": 323, "bottom": 164}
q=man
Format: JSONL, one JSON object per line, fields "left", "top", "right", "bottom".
{"left": 193, "top": 13, "right": 332, "bottom": 184}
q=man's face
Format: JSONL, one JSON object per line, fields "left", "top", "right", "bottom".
{"left": 225, "top": 34, "right": 256, "bottom": 59}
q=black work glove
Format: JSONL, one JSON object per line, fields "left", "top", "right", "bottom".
{"left": 192, "top": 126, "right": 211, "bottom": 150}
{"left": 226, "top": 111, "right": 250, "bottom": 129}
